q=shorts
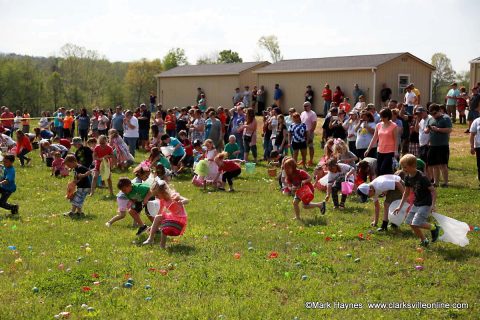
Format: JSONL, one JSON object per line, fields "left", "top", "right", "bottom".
{"left": 385, "top": 187, "right": 403, "bottom": 204}
{"left": 307, "top": 132, "right": 314, "bottom": 147}
{"left": 131, "top": 197, "right": 155, "bottom": 214}
{"left": 161, "top": 219, "right": 185, "bottom": 236}
{"left": 171, "top": 155, "right": 183, "bottom": 166}
{"left": 70, "top": 188, "right": 90, "bottom": 208}
{"left": 139, "top": 128, "right": 149, "bottom": 140}
{"left": 117, "top": 193, "right": 131, "bottom": 212}
{"left": 291, "top": 141, "right": 307, "bottom": 151}
{"left": 418, "top": 145, "right": 429, "bottom": 163}
{"left": 405, "top": 205, "right": 431, "bottom": 226}
{"left": 427, "top": 145, "right": 449, "bottom": 166}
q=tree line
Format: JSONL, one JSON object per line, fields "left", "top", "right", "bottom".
{"left": 0, "top": 38, "right": 468, "bottom": 116}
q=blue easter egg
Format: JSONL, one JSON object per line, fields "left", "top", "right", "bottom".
{"left": 145, "top": 296, "right": 152, "bottom": 301}
{"left": 124, "top": 282, "right": 133, "bottom": 288}
{"left": 8, "top": 246, "right": 16, "bottom": 250}
{"left": 127, "top": 278, "right": 134, "bottom": 284}
{"left": 145, "top": 285, "right": 151, "bottom": 290}
{"left": 32, "top": 287, "right": 39, "bottom": 293}
{"left": 87, "top": 307, "right": 95, "bottom": 312}
{"left": 301, "top": 275, "right": 308, "bottom": 280}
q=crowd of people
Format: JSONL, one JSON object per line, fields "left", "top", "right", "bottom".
{"left": 0, "top": 79, "right": 478, "bottom": 249}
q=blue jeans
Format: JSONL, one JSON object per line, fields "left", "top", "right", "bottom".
{"left": 55, "top": 126, "right": 63, "bottom": 138}
{"left": 18, "top": 148, "right": 31, "bottom": 166}
{"left": 323, "top": 101, "right": 332, "bottom": 117}
{"left": 123, "top": 137, "right": 138, "bottom": 157}
{"left": 234, "top": 133, "right": 244, "bottom": 160}
{"left": 263, "top": 135, "right": 272, "bottom": 160}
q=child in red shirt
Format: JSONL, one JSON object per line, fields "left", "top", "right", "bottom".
{"left": 214, "top": 152, "right": 244, "bottom": 192}
{"left": 90, "top": 135, "right": 114, "bottom": 197}
{"left": 15, "top": 130, "right": 32, "bottom": 166}
{"left": 284, "top": 158, "right": 326, "bottom": 219}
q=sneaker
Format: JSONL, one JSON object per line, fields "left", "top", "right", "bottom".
{"left": 142, "top": 238, "right": 154, "bottom": 245}
{"left": 10, "top": 205, "right": 19, "bottom": 215}
{"left": 105, "top": 222, "right": 112, "bottom": 228}
{"left": 431, "top": 224, "right": 441, "bottom": 242}
{"left": 136, "top": 224, "right": 148, "bottom": 236}
{"left": 420, "top": 238, "right": 430, "bottom": 247}
{"left": 307, "top": 160, "right": 313, "bottom": 167}
{"left": 339, "top": 203, "right": 345, "bottom": 210}
{"left": 376, "top": 226, "right": 387, "bottom": 232}
{"left": 320, "top": 201, "right": 326, "bottom": 215}
{"left": 218, "top": 187, "right": 226, "bottom": 191}
{"left": 228, "top": 189, "right": 235, "bottom": 192}
{"left": 63, "top": 211, "right": 75, "bottom": 217}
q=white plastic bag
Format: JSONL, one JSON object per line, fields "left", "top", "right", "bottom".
{"left": 431, "top": 212, "right": 470, "bottom": 247}
{"left": 319, "top": 174, "right": 329, "bottom": 186}
{"left": 146, "top": 199, "right": 160, "bottom": 218}
{"left": 388, "top": 200, "right": 409, "bottom": 226}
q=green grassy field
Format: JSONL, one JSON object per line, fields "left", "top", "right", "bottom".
{"left": 0, "top": 124, "right": 479, "bottom": 319}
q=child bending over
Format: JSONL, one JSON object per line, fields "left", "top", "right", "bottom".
{"left": 143, "top": 178, "right": 188, "bottom": 248}
{"left": 0, "top": 154, "right": 19, "bottom": 214}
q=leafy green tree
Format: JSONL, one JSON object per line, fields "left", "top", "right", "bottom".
{"left": 48, "top": 71, "right": 63, "bottom": 109}
{"left": 431, "top": 53, "right": 456, "bottom": 103}
{"left": 217, "top": 50, "right": 243, "bottom": 63}
{"left": 162, "top": 48, "right": 188, "bottom": 70}
{"left": 124, "top": 58, "right": 162, "bottom": 106}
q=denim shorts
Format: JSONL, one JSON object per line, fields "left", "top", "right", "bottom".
{"left": 405, "top": 205, "right": 430, "bottom": 226}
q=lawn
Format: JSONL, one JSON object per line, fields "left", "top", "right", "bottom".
{"left": 0, "top": 122, "right": 479, "bottom": 319}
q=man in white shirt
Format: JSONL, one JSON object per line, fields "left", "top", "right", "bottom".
{"left": 404, "top": 85, "right": 417, "bottom": 115}
{"left": 242, "top": 86, "right": 251, "bottom": 108}
{"left": 300, "top": 101, "right": 317, "bottom": 166}
{"left": 123, "top": 110, "right": 139, "bottom": 157}
{"left": 415, "top": 107, "right": 431, "bottom": 179}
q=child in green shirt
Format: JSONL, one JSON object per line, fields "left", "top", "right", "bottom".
{"left": 117, "top": 178, "right": 155, "bottom": 235}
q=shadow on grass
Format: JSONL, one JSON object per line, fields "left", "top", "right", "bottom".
{"left": 68, "top": 213, "right": 99, "bottom": 221}
{"left": 302, "top": 215, "right": 328, "bottom": 226}
{"left": 435, "top": 246, "right": 480, "bottom": 261}
{"left": 167, "top": 244, "right": 196, "bottom": 255}
{"left": 1, "top": 213, "right": 21, "bottom": 221}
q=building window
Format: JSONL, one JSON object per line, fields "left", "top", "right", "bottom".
{"left": 398, "top": 74, "right": 410, "bottom": 95}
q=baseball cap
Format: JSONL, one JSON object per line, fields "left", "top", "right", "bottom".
{"left": 356, "top": 183, "right": 370, "bottom": 203}
{"left": 303, "top": 101, "right": 311, "bottom": 107}
{"left": 415, "top": 107, "right": 427, "bottom": 113}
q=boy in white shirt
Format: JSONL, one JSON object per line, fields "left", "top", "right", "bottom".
{"left": 357, "top": 174, "right": 404, "bottom": 231}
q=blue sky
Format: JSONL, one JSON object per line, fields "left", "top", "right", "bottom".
{"left": 0, "top": 0, "right": 478, "bottom": 71}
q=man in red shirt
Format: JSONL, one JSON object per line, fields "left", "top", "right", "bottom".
{"left": 1, "top": 107, "right": 15, "bottom": 136}
{"left": 322, "top": 84, "right": 332, "bottom": 117}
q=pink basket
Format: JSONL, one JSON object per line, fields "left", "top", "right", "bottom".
{"left": 341, "top": 181, "right": 354, "bottom": 195}
{"left": 296, "top": 184, "right": 314, "bottom": 204}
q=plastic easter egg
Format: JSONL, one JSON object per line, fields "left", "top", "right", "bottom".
{"left": 268, "top": 251, "right": 279, "bottom": 259}
{"left": 311, "top": 252, "right": 318, "bottom": 257}
{"left": 14, "top": 258, "right": 22, "bottom": 264}
{"left": 87, "top": 307, "right": 95, "bottom": 312}
{"left": 233, "top": 253, "right": 241, "bottom": 259}
{"left": 32, "top": 287, "right": 39, "bottom": 293}
{"left": 8, "top": 246, "right": 16, "bottom": 250}
{"left": 416, "top": 247, "right": 424, "bottom": 253}
{"left": 301, "top": 275, "right": 308, "bottom": 280}
{"left": 346, "top": 253, "right": 352, "bottom": 258}
{"left": 474, "top": 226, "right": 479, "bottom": 232}
{"left": 81, "top": 304, "right": 88, "bottom": 309}
{"left": 415, "top": 257, "right": 424, "bottom": 263}
{"left": 145, "top": 296, "right": 152, "bottom": 301}
{"left": 127, "top": 278, "right": 134, "bottom": 284}
{"left": 124, "top": 282, "right": 133, "bottom": 288}
{"left": 415, "top": 265, "right": 424, "bottom": 271}
{"left": 159, "top": 269, "right": 168, "bottom": 276}
{"left": 354, "top": 258, "right": 361, "bottom": 263}
{"left": 295, "top": 262, "right": 302, "bottom": 267}
{"left": 284, "top": 272, "right": 291, "bottom": 278}
{"left": 145, "top": 285, "right": 152, "bottom": 290}
{"left": 248, "top": 246, "right": 254, "bottom": 251}
{"left": 85, "top": 247, "right": 92, "bottom": 253}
